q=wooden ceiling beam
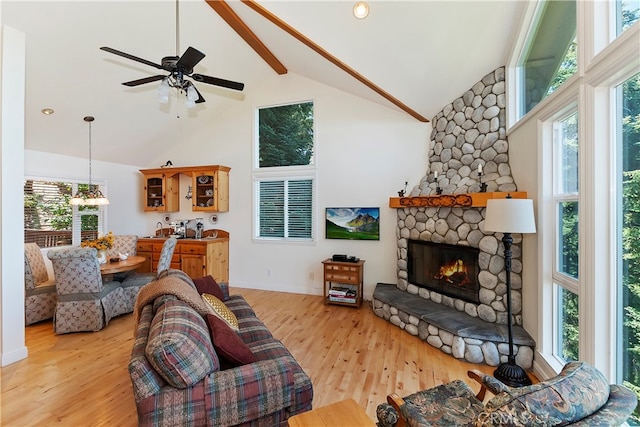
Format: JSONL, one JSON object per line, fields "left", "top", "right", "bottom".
{"left": 240, "top": 0, "right": 429, "bottom": 123}
{"left": 205, "top": 0, "right": 287, "bottom": 75}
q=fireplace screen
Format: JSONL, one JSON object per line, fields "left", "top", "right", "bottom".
{"left": 408, "top": 240, "right": 480, "bottom": 304}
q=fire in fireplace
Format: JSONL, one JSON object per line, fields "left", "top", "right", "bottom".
{"left": 407, "top": 240, "right": 480, "bottom": 304}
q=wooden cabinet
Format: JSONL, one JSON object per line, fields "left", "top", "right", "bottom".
{"left": 191, "top": 167, "right": 229, "bottom": 212}
{"left": 142, "top": 173, "right": 179, "bottom": 212}
{"left": 136, "top": 234, "right": 229, "bottom": 283}
{"left": 179, "top": 242, "right": 207, "bottom": 278}
{"left": 136, "top": 241, "right": 153, "bottom": 272}
{"left": 139, "top": 165, "right": 230, "bottom": 213}
{"left": 322, "top": 259, "right": 365, "bottom": 308}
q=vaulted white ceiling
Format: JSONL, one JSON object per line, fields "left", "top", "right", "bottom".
{"left": 2, "top": 0, "right": 525, "bottom": 166}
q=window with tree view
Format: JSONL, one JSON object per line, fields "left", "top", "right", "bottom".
{"left": 520, "top": 0, "right": 577, "bottom": 117}
{"left": 254, "top": 101, "right": 315, "bottom": 241}
{"left": 618, "top": 71, "right": 640, "bottom": 423}
{"left": 24, "top": 179, "right": 105, "bottom": 247}
{"left": 553, "top": 112, "right": 579, "bottom": 363}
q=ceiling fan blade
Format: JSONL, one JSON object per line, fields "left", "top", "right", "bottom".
{"left": 192, "top": 85, "right": 206, "bottom": 104}
{"left": 191, "top": 74, "right": 245, "bottom": 91}
{"left": 100, "top": 47, "right": 163, "bottom": 70}
{"left": 176, "top": 47, "right": 205, "bottom": 72}
{"left": 122, "top": 75, "right": 166, "bottom": 87}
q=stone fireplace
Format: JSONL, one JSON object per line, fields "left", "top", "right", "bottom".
{"left": 372, "top": 66, "right": 535, "bottom": 368}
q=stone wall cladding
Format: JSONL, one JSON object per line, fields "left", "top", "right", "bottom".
{"left": 373, "top": 66, "right": 534, "bottom": 367}
{"left": 411, "top": 66, "right": 515, "bottom": 197}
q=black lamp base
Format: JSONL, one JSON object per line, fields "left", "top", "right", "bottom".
{"left": 494, "top": 362, "right": 532, "bottom": 387}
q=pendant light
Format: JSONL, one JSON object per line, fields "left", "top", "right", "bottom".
{"left": 69, "top": 116, "right": 110, "bottom": 206}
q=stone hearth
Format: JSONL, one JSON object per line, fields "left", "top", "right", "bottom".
{"left": 372, "top": 66, "right": 535, "bottom": 368}
{"left": 373, "top": 284, "right": 534, "bottom": 367}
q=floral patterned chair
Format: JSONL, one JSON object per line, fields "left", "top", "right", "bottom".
{"left": 47, "top": 247, "right": 128, "bottom": 334}
{"left": 106, "top": 234, "right": 138, "bottom": 259}
{"left": 106, "top": 234, "right": 139, "bottom": 285}
{"left": 376, "top": 361, "right": 638, "bottom": 426}
{"left": 24, "top": 243, "right": 57, "bottom": 325}
{"left": 121, "top": 237, "right": 177, "bottom": 312}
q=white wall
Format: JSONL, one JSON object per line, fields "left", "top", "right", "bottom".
{"left": 1, "top": 25, "right": 28, "bottom": 366}
{"left": 508, "top": 116, "right": 539, "bottom": 349}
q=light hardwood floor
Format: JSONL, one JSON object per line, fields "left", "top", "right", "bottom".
{"left": 2, "top": 288, "right": 497, "bottom": 426}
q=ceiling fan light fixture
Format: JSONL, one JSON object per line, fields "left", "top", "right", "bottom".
{"left": 186, "top": 84, "right": 198, "bottom": 102}
{"left": 158, "top": 78, "right": 170, "bottom": 104}
{"left": 353, "top": 1, "right": 369, "bottom": 19}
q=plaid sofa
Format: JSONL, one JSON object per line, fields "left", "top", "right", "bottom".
{"left": 129, "top": 280, "right": 313, "bottom": 426}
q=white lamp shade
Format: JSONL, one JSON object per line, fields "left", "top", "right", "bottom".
{"left": 484, "top": 198, "right": 536, "bottom": 234}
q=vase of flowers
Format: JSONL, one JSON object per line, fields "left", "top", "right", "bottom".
{"left": 81, "top": 232, "right": 114, "bottom": 264}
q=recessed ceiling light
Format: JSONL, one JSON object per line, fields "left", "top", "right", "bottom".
{"left": 353, "top": 1, "right": 369, "bottom": 19}
{"left": 41, "top": 108, "right": 54, "bottom": 115}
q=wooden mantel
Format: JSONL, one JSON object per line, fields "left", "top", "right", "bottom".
{"left": 389, "top": 191, "right": 528, "bottom": 208}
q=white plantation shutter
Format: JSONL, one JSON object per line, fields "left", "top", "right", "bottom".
{"left": 287, "top": 180, "right": 312, "bottom": 238}
{"left": 258, "top": 180, "right": 284, "bottom": 237}
{"left": 255, "top": 178, "right": 313, "bottom": 240}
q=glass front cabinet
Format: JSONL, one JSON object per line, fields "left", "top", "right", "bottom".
{"left": 142, "top": 173, "right": 179, "bottom": 212}
{"left": 140, "top": 165, "right": 230, "bottom": 213}
{"left": 191, "top": 167, "right": 229, "bottom": 212}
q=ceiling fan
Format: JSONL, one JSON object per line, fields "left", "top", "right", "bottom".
{"left": 99, "top": 0, "right": 244, "bottom": 106}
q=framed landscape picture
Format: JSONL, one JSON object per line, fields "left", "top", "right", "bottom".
{"left": 325, "top": 207, "right": 380, "bottom": 240}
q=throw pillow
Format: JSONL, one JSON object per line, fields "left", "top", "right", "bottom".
{"left": 205, "top": 314, "right": 257, "bottom": 369}
{"left": 193, "top": 275, "right": 225, "bottom": 301}
{"left": 202, "top": 293, "right": 239, "bottom": 331}
{"left": 145, "top": 300, "right": 220, "bottom": 388}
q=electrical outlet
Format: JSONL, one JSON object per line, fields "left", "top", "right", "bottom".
{"left": 267, "top": 269, "right": 272, "bottom": 277}
{"left": 308, "top": 272, "right": 314, "bottom": 280}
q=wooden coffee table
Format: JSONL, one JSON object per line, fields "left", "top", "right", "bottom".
{"left": 287, "top": 399, "right": 375, "bottom": 426}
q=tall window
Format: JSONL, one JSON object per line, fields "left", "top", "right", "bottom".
{"left": 618, "top": 72, "right": 640, "bottom": 423}
{"left": 254, "top": 101, "right": 315, "bottom": 241}
{"left": 617, "top": 0, "right": 640, "bottom": 35}
{"left": 516, "top": 0, "right": 639, "bottom": 422}
{"left": 24, "top": 179, "right": 106, "bottom": 247}
{"left": 553, "top": 112, "right": 579, "bottom": 362}
{"left": 519, "top": 0, "right": 577, "bottom": 117}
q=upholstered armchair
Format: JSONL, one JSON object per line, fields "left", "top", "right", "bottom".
{"left": 106, "top": 234, "right": 138, "bottom": 259}
{"left": 106, "top": 234, "right": 139, "bottom": 285}
{"left": 24, "top": 243, "right": 57, "bottom": 325}
{"left": 376, "top": 361, "right": 638, "bottom": 427}
{"left": 47, "top": 247, "right": 128, "bottom": 334}
{"left": 121, "top": 237, "right": 177, "bottom": 311}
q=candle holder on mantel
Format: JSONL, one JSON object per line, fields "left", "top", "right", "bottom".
{"left": 397, "top": 181, "right": 408, "bottom": 197}
{"left": 478, "top": 171, "right": 488, "bottom": 193}
{"left": 434, "top": 172, "right": 443, "bottom": 195}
